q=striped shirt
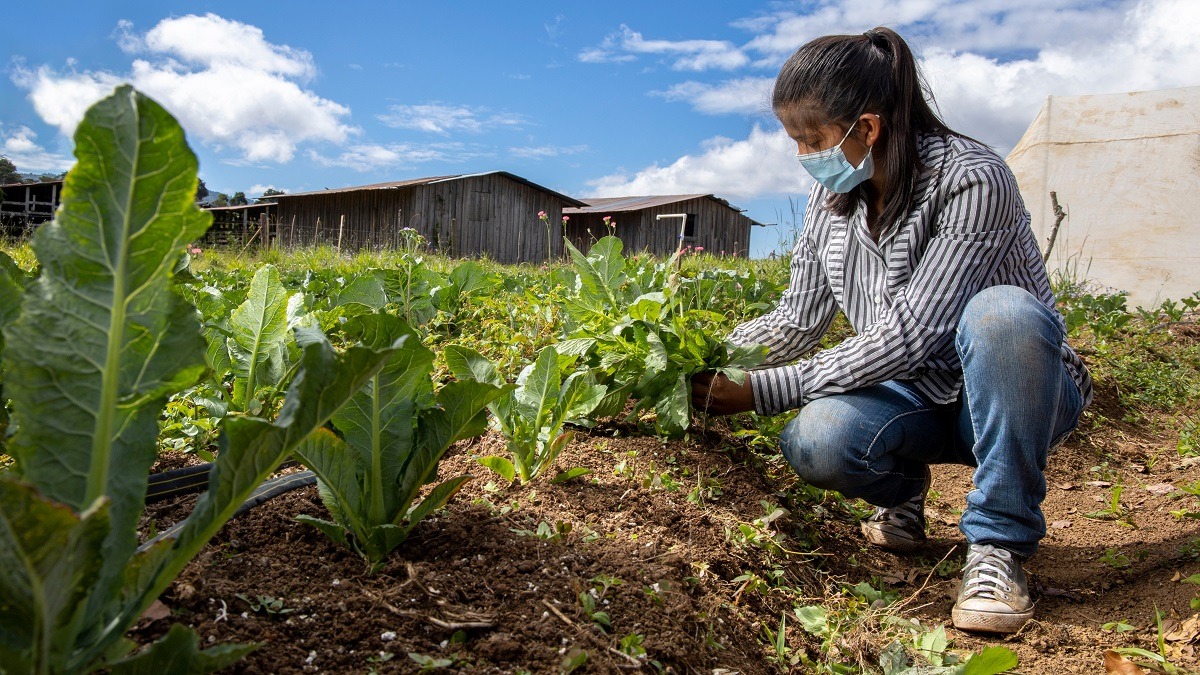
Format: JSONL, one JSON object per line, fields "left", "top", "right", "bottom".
{"left": 730, "top": 132, "right": 1093, "bottom": 416}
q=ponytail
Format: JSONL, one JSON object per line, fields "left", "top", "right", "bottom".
{"left": 774, "top": 27, "right": 958, "bottom": 239}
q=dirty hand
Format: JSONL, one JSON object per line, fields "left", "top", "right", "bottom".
{"left": 691, "top": 371, "right": 755, "bottom": 416}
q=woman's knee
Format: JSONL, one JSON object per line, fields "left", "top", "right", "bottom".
{"left": 957, "top": 285, "right": 1057, "bottom": 351}
{"left": 780, "top": 400, "right": 863, "bottom": 489}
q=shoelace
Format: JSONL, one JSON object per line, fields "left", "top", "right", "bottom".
{"left": 961, "top": 544, "right": 1016, "bottom": 599}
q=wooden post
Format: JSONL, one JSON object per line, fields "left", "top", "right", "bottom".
{"left": 289, "top": 215, "right": 296, "bottom": 249}
{"left": 242, "top": 209, "right": 249, "bottom": 247}
{"left": 313, "top": 217, "right": 321, "bottom": 246}
{"left": 450, "top": 217, "right": 457, "bottom": 257}
{"left": 337, "top": 215, "right": 345, "bottom": 254}
{"left": 259, "top": 213, "right": 269, "bottom": 250}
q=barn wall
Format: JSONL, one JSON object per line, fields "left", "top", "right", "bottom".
{"left": 564, "top": 197, "right": 754, "bottom": 257}
{"left": 273, "top": 175, "right": 569, "bottom": 263}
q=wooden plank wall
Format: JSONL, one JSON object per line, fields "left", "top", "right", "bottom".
{"left": 271, "top": 175, "right": 567, "bottom": 263}
{"left": 564, "top": 197, "right": 754, "bottom": 258}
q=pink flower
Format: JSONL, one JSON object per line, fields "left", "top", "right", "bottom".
{"left": 538, "top": 210, "right": 547, "bottom": 220}
{"left": 190, "top": 247, "right": 202, "bottom": 255}
{"left": 695, "top": 246, "right": 704, "bottom": 252}
{"left": 602, "top": 216, "right": 611, "bottom": 223}
{"left": 562, "top": 215, "right": 569, "bottom": 223}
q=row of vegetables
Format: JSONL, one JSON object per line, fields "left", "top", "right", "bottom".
{"left": 0, "top": 87, "right": 787, "bottom": 673}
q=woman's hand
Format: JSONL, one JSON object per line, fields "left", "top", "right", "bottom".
{"left": 691, "top": 371, "right": 755, "bottom": 416}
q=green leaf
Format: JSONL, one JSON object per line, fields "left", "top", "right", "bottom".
{"left": 2, "top": 86, "right": 211, "bottom": 660}
{"left": 108, "top": 623, "right": 257, "bottom": 675}
{"left": 654, "top": 375, "right": 690, "bottom": 438}
{"left": 962, "top": 646, "right": 1019, "bottom": 675}
{"left": 477, "top": 456, "right": 516, "bottom": 482}
{"left": 551, "top": 467, "right": 592, "bottom": 484}
{"left": 295, "top": 514, "right": 350, "bottom": 550}
{"left": 333, "top": 270, "right": 387, "bottom": 310}
{"left": 794, "top": 605, "right": 829, "bottom": 636}
{"left": 0, "top": 478, "right": 110, "bottom": 673}
{"left": 444, "top": 344, "right": 505, "bottom": 388}
{"left": 131, "top": 336, "right": 400, "bottom": 631}
{"left": 403, "top": 475, "right": 472, "bottom": 534}
{"left": 292, "top": 429, "right": 369, "bottom": 546}
{"left": 514, "top": 346, "right": 561, "bottom": 432}
{"left": 227, "top": 265, "right": 295, "bottom": 411}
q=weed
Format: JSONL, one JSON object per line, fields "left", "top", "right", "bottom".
{"left": 1099, "top": 547, "right": 1133, "bottom": 570}
{"left": 408, "top": 652, "right": 455, "bottom": 671}
{"left": 512, "top": 519, "right": 572, "bottom": 541}
{"left": 1103, "top": 619, "right": 1137, "bottom": 633}
{"left": 727, "top": 501, "right": 791, "bottom": 556}
{"left": 235, "top": 594, "right": 295, "bottom": 616}
{"left": 1085, "top": 483, "right": 1129, "bottom": 523}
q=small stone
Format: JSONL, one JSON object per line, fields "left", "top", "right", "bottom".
{"left": 381, "top": 631, "right": 396, "bottom": 642}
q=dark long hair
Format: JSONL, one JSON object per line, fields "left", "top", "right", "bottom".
{"left": 773, "top": 27, "right": 957, "bottom": 238}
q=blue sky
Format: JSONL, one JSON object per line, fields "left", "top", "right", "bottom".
{"left": 2, "top": 1, "right": 1196, "bottom": 256}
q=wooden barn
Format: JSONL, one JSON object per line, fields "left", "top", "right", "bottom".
{"left": 199, "top": 202, "right": 277, "bottom": 247}
{"left": 0, "top": 179, "right": 62, "bottom": 237}
{"left": 563, "top": 194, "right": 762, "bottom": 258}
{"left": 269, "top": 171, "right": 584, "bottom": 264}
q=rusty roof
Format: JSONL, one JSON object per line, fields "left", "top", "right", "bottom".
{"left": 201, "top": 202, "right": 277, "bottom": 212}
{"left": 565, "top": 194, "right": 764, "bottom": 225}
{"left": 270, "top": 171, "right": 584, "bottom": 206}
{"left": 0, "top": 179, "right": 63, "bottom": 189}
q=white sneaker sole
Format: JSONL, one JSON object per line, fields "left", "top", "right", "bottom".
{"left": 860, "top": 522, "right": 925, "bottom": 552}
{"left": 952, "top": 606, "right": 1034, "bottom": 634}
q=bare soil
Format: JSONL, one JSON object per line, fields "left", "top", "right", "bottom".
{"left": 132, "top": 396, "right": 1200, "bottom": 675}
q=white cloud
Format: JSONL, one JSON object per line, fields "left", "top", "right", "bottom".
{"left": 249, "top": 183, "right": 286, "bottom": 196}
{"left": 377, "top": 103, "right": 527, "bottom": 135}
{"left": 509, "top": 144, "right": 588, "bottom": 160}
{"left": 308, "top": 142, "right": 487, "bottom": 172}
{"left": 654, "top": 77, "right": 773, "bottom": 115}
{"left": 587, "top": 125, "right": 804, "bottom": 200}
{"left": 597, "top": 0, "right": 1200, "bottom": 199}
{"left": 0, "top": 125, "right": 73, "bottom": 172}
{"left": 923, "top": 0, "right": 1200, "bottom": 151}
{"left": 580, "top": 25, "right": 749, "bottom": 71}
{"left": 12, "top": 14, "right": 356, "bottom": 163}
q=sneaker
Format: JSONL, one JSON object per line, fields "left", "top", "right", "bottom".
{"left": 860, "top": 466, "right": 930, "bottom": 552}
{"left": 952, "top": 543, "right": 1034, "bottom": 634}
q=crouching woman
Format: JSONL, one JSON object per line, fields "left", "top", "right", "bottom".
{"left": 692, "top": 27, "right": 1091, "bottom": 634}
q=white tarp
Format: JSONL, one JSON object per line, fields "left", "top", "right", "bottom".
{"left": 1006, "top": 86, "right": 1200, "bottom": 308}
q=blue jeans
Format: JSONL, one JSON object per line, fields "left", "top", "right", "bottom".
{"left": 779, "top": 285, "right": 1084, "bottom": 558}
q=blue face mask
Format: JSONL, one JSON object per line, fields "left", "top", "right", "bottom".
{"left": 796, "top": 122, "right": 874, "bottom": 194}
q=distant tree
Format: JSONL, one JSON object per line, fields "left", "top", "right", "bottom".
{"left": 257, "top": 187, "right": 285, "bottom": 202}
{"left": 37, "top": 174, "right": 58, "bottom": 182}
{"left": 213, "top": 192, "right": 230, "bottom": 207}
{"left": 230, "top": 191, "right": 248, "bottom": 206}
{"left": 0, "top": 156, "right": 19, "bottom": 185}
{"left": 195, "top": 178, "right": 209, "bottom": 202}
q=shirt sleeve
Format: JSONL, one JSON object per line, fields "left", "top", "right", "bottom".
{"left": 748, "top": 160, "right": 1025, "bottom": 415}
{"left": 728, "top": 189, "right": 838, "bottom": 368}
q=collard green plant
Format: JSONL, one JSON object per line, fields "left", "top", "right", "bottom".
{"left": 446, "top": 344, "right": 605, "bottom": 483}
{"left": 293, "top": 313, "right": 504, "bottom": 571}
{"left": 560, "top": 236, "right": 766, "bottom": 436}
{"left": 0, "top": 251, "right": 31, "bottom": 451}
{"left": 0, "top": 85, "right": 400, "bottom": 674}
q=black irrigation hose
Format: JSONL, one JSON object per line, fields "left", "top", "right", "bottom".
{"left": 145, "top": 460, "right": 301, "bottom": 503}
{"left": 138, "top": 466, "right": 315, "bottom": 553}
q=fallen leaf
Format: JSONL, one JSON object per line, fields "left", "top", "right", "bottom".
{"left": 1057, "top": 482, "right": 1077, "bottom": 491}
{"left": 1066, "top": 507, "right": 1078, "bottom": 514}
{"left": 1164, "top": 614, "right": 1200, "bottom": 643}
{"left": 1104, "top": 649, "right": 1146, "bottom": 674}
{"left": 1051, "top": 520, "right": 1073, "bottom": 529}
{"left": 140, "top": 599, "right": 172, "bottom": 623}
{"left": 1131, "top": 464, "right": 1147, "bottom": 473}
{"left": 1086, "top": 480, "right": 1113, "bottom": 488}
{"left": 1174, "top": 571, "right": 1184, "bottom": 582}
{"left": 1146, "top": 483, "right": 1180, "bottom": 496}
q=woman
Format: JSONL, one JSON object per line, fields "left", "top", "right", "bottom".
{"left": 691, "top": 27, "right": 1091, "bottom": 634}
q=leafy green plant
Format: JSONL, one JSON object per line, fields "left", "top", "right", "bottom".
{"left": 559, "top": 236, "right": 767, "bottom": 437}
{"left": 293, "top": 312, "right": 503, "bottom": 571}
{"left": 0, "top": 86, "right": 400, "bottom": 674}
{"left": 446, "top": 344, "right": 605, "bottom": 483}
{"left": 235, "top": 594, "right": 295, "bottom": 616}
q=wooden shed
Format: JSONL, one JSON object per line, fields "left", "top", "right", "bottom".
{"left": 563, "top": 194, "right": 762, "bottom": 258}
{"left": 270, "top": 171, "right": 584, "bottom": 264}
{"left": 0, "top": 179, "right": 62, "bottom": 237}
{"left": 200, "top": 202, "right": 277, "bottom": 247}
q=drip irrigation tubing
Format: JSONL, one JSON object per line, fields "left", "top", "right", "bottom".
{"left": 138, "top": 463, "right": 315, "bottom": 553}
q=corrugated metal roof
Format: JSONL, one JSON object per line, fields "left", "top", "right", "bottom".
{"left": 270, "top": 171, "right": 584, "bottom": 206}
{"left": 202, "top": 202, "right": 276, "bottom": 212}
{"left": 565, "top": 194, "right": 765, "bottom": 226}
{"left": 0, "top": 179, "right": 63, "bottom": 189}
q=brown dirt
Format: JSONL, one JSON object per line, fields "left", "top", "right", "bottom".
{"left": 132, "top": 411, "right": 1200, "bottom": 674}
